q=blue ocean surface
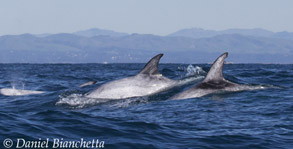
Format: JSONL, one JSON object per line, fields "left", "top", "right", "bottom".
{"left": 0, "top": 63, "right": 292, "bottom": 148}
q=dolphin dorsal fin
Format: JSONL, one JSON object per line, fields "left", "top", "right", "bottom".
{"left": 203, "top": 52, "right": 228, "bottom": 82}
{"left": 139, "top": 54, "right": 163, "bottom": 75}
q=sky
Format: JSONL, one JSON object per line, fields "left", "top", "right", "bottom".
{"left": 0, "top": 0, "right": 292, "bottom": 36}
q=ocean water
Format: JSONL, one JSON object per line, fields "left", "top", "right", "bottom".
{"left": 0, "top": 63, "right": 292, "bottom": 148}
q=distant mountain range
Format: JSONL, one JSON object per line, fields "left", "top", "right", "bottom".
{"left": 74, "top": 28, "right": 128, "bottom": 37}
{"left": 0, "top": 28, "right": 292, "bottom": 63}
{"left": 169, "top": 28, "right": 293, "bottom": 40}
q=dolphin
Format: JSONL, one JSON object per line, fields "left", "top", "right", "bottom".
{"left": 79, "top": 80, "right": 97, "bottom": 87}
{"left": 0, "top": 88, "right": 45, "bottom": 96}
{"left": 85, "top": 54, "right": 200, "bottom": 99}
{"left": 170, "top": 52, "right": 254, "bottom": 100}
{"left": 0, "top": 80, "right": 97, "bottom": 96}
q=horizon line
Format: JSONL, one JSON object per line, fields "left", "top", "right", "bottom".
{"left": 1, "top": 27, "right": 292, "bottom": 37}
{"left": 0, "top": 62, "right": 292, "bottom": 65}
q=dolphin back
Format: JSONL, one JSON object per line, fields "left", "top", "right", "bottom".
{"left": 139, "top": 54, "right": 163, "bottom": 75}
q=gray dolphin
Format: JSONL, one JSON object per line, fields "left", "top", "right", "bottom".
{"left": 0, "top": 88, "right": 45, "bottom": 96}
{"left": 85, "top": 54, "right": 200, "bottom": 99}
{"left": 170, "top": 52, "right": 255, "bottom": 100}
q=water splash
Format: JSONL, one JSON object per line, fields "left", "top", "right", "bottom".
{"left": 10, "top": 81, "right": 25, "bottom": 90}
{"left": 185, "top": 64, "right": 206, "bottom": 77}
{"left": 56, "top": 93, "right": 151, "bottom": 109}
{"left": 56, "top": 93, "right": 106, "bottom": 108}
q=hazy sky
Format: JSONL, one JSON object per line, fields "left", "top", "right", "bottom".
{"left": 0, "top": 0, "right": 292, "bottom": 36}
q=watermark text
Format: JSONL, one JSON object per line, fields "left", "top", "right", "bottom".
{"left": 2, "top": 138, "right": 104, "bottom": 148}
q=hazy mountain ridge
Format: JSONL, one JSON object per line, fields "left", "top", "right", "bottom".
{"left": 73, "top": 28, "right": 128, "bottom": 37}
{"left": 0, "top": 28, "right": 292, "bottom": 63}
{"left": 169, "top": 28, "right": 293, "bottom": 40}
